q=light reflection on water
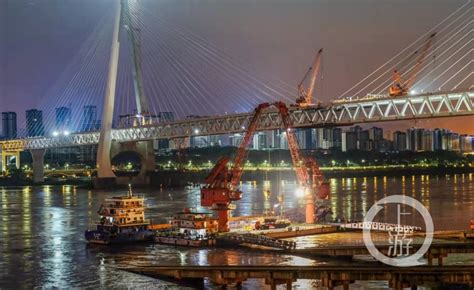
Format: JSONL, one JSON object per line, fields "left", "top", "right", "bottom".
{"left": 0, "top": 174, "right": 473, "bottom": 288}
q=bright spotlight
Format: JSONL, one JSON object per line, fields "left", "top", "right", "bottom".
{"left": 52, "top": 131, "right": 59, "bottom": 137}
{"left": 409, "top": 90, "right": 417, "bottom": 95}
{"left": 194, "top": 129, "right": 200, "bottom": 134}
{"left": 63, "top": 130, "right": 70, "bottom": 136}
{"left": 295, "top": 186, "right": 306, "bottom": 198}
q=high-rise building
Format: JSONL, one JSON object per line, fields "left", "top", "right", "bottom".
{"left": 432, "top": 128, "right": 444, "bottom": 150}
{"left": 407, "top": 128, "right": 424, "bottom": 151}
{"left": 81, "top": 105, "right": 98, "bottom": 132}
{"left": 393, "top": 131, "right": 407, "bottom": 151}
{"left": 448, "top": 133, "right": 460, "bottom": 151}
{"left": 332, "top": 128, "right": 342, "bottom": 149}
{"left": 252, "top": 132, "right": 267, "bottom": 150}
{"left": 266, "top": 130, "right": 280, "bottom": 149}
{"left": 369, "top": 127, "right": 383, "bottom": 141}
{"left": 460, "top": 135, "right": 473, "bottom": 153}
{"left": 342, "top": 131, "right": 358, "bottom": 152}
{"left": 55, "top": 107, "right": 72, "bottom": 131}
{"left": 421, "top": 130, "right": 433, "bottom": 151}
{"left": 314, "top": 128, "right": 334, "bottom": 149}
{"left": 229, "top": 133, "right": 243, "bottom": 147}
{"left": 279, "top": 131, "right": 288, "bottom": 149}
{"left": 25, "top": 109, "right": 44, "bottom": 137}
{"left": 359, "top": 130, "right": 372, "bottom": 151}
{"left": 2, "top": 112, "right": 17, "bottom": 139}
{"left": 350, "top": 125, "right": 363, "bottom": 140}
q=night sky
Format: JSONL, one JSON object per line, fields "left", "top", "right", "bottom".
{"left": 0, "top": 0, "right": 472, "bottom": 134}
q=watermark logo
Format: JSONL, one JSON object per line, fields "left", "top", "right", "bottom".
{"left": 362, "top": 195, "right": 433, "bottom": 267}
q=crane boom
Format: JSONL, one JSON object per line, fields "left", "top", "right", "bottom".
{"left": 201, "top": 103, "right": 269, "bottom": 232}
{"left": 201, "top": 102, "right": 329, "bottom": 231}
{"left": 405, "top": 33, "right": 436, "bottom": 89}
{"left": 297, "top": 48, "right": 323, "bottom": 107}
{"left": 389, "top": 33, "right": 436, "bottom": 97}
{"left": 230, "top": 103, "right": 270, "bottom": 188}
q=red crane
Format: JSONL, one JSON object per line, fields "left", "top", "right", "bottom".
{"left": 296, "top": 48, "right": 323, "bottom": 107}
{"left": 389, "top": 33, "right": 436, "bottom": 97}
{"left": 201, "top": 103, "right": 270, "bottom": 232}
{"left": 201, "top": 102, "right": 330, "bottom": 231}
{"left": 274, "top": 102, "right": 329, "bottom": 223}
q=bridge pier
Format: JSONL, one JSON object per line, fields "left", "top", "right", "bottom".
{"left": 113, "top": 140, "right": 155, "bottom": 186}
{"left": 30, "top": 149, "right": 46, "bottom": 183}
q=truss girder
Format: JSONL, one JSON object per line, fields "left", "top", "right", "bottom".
{"left": 1, "top": 90, "right": 472, "bottom": 151}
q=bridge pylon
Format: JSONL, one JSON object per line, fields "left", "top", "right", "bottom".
{"left": 95, "top": 0, "right": 122, "bottom": 188}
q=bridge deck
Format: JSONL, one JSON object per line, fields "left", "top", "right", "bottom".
{"left": 1, "top": 89, "right": 472, "bottom": 151}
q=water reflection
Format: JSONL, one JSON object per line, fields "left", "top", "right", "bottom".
{"left": 0, "top": 174, "right": 473, "bottom": 288}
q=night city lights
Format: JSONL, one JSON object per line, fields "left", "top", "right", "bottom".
{"left": 0, "top": 0, "right": 473, "bottom": 289}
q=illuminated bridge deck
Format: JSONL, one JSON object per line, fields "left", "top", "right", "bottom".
{"left": 1, "top": 89, "right": 472, "bottom": 151}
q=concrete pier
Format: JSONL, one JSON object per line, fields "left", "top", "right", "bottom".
{"left": 30, "top": 149, "right": 45, "bottom": 183}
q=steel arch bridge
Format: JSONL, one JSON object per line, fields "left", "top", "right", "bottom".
{"left": 1, "top": 89, "right": 472, "bottom": 151}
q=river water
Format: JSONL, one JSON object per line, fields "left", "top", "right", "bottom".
{"left": 1, "top": 174, "right": 473, "bottom": 288}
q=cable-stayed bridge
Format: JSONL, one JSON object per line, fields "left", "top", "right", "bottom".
{"left": 0, "top": 0, "right": 472, "bottom": 185}
{"left": 0, "top": 89, "right": 472, "bottom": 151}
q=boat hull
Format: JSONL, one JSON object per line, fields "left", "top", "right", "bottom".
{"left": 154, "top": 236, "right": 216, "bottom": 247}
{"left": 85, "top": 229, "right": 155, "bottom": 245}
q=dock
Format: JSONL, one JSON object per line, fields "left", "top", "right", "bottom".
{"left": 217, "top": 233, "right": 296, "bottom": 250}
{"left": 120, "top": 265, "right": 474, "bottom": 290}
{"left": 295, "top": 241, "right": 474, "bottom": 266}
{"left": 261, "top": 225, "right": 339, "bottom": 239}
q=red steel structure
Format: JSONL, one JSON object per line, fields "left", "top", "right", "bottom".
{"left": 201, "top": 102, "right": 329, "bottom": 232}
{"left": 389, "top": 33, "right": 436, "bottom": 97}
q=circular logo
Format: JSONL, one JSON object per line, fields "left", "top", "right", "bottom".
{"left": 363, "top": 195, "right": 433, "bottom": 267}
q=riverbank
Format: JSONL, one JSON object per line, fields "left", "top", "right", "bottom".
{"left": 1, "top": 164, "right": 473, "bottom": 187}
{"left": 149, "top": 165, "right": 474, "bottom": 188}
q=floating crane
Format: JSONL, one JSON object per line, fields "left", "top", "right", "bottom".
{"left": 201, "top": 103, "right": 270, "bottom": 232}
{"left": 296, "top": 48, "right": 323, "bottom": 107}
{"left": 274, "top": 102, "right": 329, "bottom": 223}
{"left": 201, "top": 102, "right": 329, "bottom": 232}
{"left": 389, "top": 33, "right": 436, "bottom": 97}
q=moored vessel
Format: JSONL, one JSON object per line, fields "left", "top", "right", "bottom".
{"left": 155, "top": 209, "right": 218, "bottom": 247}
{"left": 85, "top": 185, "right": 155, "bottom": 244}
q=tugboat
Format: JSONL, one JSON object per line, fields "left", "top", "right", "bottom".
{"left": 85, "top": 185, "right": 155, "bottom": 244}
{"left": 155, "top": 208, "right": 218, "bottom": 247}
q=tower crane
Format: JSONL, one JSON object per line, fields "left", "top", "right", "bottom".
{"left": 296, "top": 48, "right": 323, "bottom": 107}
{"left": 201, "top": 102, "right": 329, "bottom": 231}
{"left": 389, "top": 33, "right": 436, "bottom": 97}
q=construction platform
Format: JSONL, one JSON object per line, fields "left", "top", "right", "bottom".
{"left": 217, "top": 233, "right": 296, "bottom": 250}
{"left": 120, "top": 265, "right": 474, "bottom": 290}
{"left": 295, "top": 241, "right": 474, "bottom": 266}
{"left": 259, "top": 224, "right": 339, "bottom": 239}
